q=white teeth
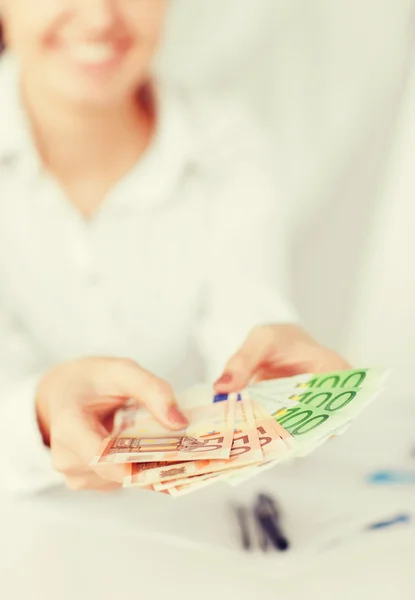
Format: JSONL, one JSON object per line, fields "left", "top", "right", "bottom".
{"left": 70, "top": 44, "right": 116, "bottom": 64}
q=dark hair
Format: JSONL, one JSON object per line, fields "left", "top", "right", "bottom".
{"left": 0, "top": 22, "right": 4, "bottom": 53}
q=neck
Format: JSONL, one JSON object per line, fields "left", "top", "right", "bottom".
{"left": 22, "top": 79, "right": 154, "bottom": 179}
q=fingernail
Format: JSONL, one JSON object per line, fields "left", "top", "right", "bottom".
{"left": 214, "top": 372, "right": 233, "bottom": 386}
{"left": 168, "top": 405, "right": 188, "bottom": 427}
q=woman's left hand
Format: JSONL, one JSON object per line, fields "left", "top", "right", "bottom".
{"left": 214, "top": 324, "right": 351, "bottom": 393}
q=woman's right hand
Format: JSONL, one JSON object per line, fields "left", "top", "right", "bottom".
{"left": 35, "top": 357, "right": 189, "bottom": 492}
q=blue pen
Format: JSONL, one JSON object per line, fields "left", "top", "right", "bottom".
{"left": 232, "top": 505, "right": 252, "bottom": 551}
{"left": 365, "top": 514, "right": 411, "bottom": 531}
{"left": 254, "top": 493, "right": 290, "bottom": 552}
{"left": 367, "top": 470, "right": 415, "bottom": 485}
{"left": 321, "top": 513, "right": 412, "bottom": 551}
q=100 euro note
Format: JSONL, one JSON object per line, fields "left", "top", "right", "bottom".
{"left": 225, "top": 385, "right": 381, "bottom": 486}
{"left": 95, "top": 398, "right": 236, "bottom": 465}
{"left": 247, "top": 367, "right": 389, "bottom": 417}
{"left": 272, "top": 385, "right": 382, "bottom": 457}
{"left": 250, "top": 367, "right": 389, "bottom": 395}
{"left": 126, "top": 397, "right": 263, "bottom": 487}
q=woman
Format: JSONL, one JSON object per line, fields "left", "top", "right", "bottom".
{"left": 0, "top": 0, "right": 348, "bottom": 495}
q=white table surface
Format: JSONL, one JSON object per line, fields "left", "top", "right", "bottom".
{"left": 1, "top": 380, "right": 414, "bottom": 600}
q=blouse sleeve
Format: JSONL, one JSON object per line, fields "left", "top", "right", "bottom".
{"left": 0, "top": 306, "right": 63, "bottom": 494}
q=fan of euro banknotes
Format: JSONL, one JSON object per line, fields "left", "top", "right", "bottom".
{"left": 93, "top": 368, "right": 388, "bottom": 496}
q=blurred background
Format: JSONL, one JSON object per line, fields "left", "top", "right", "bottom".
{"left": 157, "top": 0, "right": 415, "bottom": 381}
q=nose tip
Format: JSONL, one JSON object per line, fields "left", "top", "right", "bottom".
{"left": 77, "top": 0, "right": 118, "bottom": 33}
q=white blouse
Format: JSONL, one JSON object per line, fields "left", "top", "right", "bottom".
{"left": 0, "top": 54, "right": 297, "bottom": 494}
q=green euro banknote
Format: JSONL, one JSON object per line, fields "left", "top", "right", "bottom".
{"left": 273, "top": 386, "right": 380, "bottom": 450}
{"left": 250, "top": 367, "right": 390, "bottom": 394}
{"left": 226, "top": 385, "right": 380, "bottom": 484}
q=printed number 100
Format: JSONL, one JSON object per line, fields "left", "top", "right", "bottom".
{"left": 277, "top": 390, "right": 356, "bottom": 435}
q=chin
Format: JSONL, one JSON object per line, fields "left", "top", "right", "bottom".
{"left": 53, "top": 78, "right": 130, "bottom": 109}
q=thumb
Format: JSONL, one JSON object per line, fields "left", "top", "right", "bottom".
{"left": 214, "top": 328, "right": 274, "bottom": 392}
{"left": 112, "top": 362, "right": 189, "bottom": 430}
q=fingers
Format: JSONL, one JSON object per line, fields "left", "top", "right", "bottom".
{"left": 107, "top": 360, "right": 189, "bottom": 430}
{"left": 215, "top": 327, "right": 275, "bottom": 392}
{"left": 214, "top": 325, "right": 352, "bottom": 392}
{"left": 52, "top": 439, "right": 123, "bottom": 490}
{"left": 306, "top": 349, "right": 352, "bottom": 373}
{"left": 52, "top": 407, "right": 125, "bottom": 485}
{"left": 45, "top": 357, "right": 190, "bottom": 493}
{"left": 278, "top": 343, "right": 352, "bottom": 375}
